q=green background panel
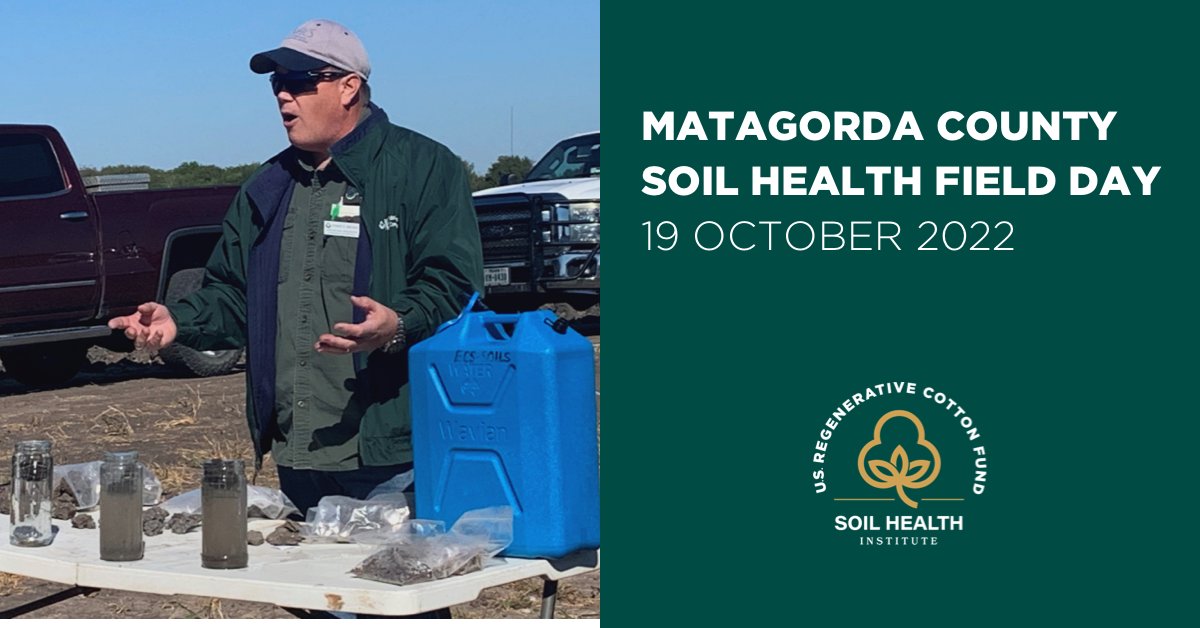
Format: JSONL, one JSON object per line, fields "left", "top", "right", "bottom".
{"left": 604, "top": 2, "right": 1196, "bottom": 623}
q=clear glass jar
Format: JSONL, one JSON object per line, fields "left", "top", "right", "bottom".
{"left": 100, "top": 451, "right": 144, "bottom": 561}
{"left": 201, "top": 459, "right": 247, "bottom": 569}
{"left": 10, "top": 440, "right": 53, "bottom": 547}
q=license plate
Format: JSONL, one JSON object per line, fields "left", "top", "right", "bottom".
{"left": 483, "top": 267, "right": 510, "bottom": 287}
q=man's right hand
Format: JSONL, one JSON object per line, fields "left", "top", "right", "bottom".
{"left": 107, "top": 302, "right": 178, "bottom": 351}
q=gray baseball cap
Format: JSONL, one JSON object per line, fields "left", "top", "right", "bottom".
{"left": 250, "top": 19, "right": 370, "bottom": 80}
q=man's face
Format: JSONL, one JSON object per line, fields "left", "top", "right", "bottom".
{"left": 272, "top": 65, "right": 357, "bottom": 155}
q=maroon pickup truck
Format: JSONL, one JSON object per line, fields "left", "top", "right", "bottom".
{"left": 0, "top": 124, "right": 241, "bottom": 387}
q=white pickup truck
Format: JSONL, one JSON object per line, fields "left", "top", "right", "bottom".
{"left": 472, "top": 132, "right": 599, "bottom": 311}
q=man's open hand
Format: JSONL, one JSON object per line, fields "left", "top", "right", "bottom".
{"left": 316, "top": 295, "right": 399, "bottom": 354}
{"left": 107, "top": 302, "right": 178, "bottom": 351}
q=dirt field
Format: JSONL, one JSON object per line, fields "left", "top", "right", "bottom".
{"left": 0, "top": 334, "right": 600, "bottom": 619}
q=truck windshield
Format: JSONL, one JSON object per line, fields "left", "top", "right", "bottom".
{"left": 0, "top": 134, "right": 66, "bottom": 199}
{"left": 525, "top": 133, "right": 600, "bottom": 182}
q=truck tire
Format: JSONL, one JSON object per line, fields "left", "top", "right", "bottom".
{"left": 0, "top": 341, "right": 89, "bottom": 388}
{"left": 157, "top": 268, "right": 243, "bottom": 377}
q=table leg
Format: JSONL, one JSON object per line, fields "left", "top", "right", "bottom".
{"left": 540, "top": 578, "right": 558, "bottom": 619}
{"left": 0, "top": 585, "right": 99, "bottom": 619}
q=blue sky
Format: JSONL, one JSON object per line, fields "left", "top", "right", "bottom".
{"left": 0, "top": 1, "right": 599, "bottom": 172}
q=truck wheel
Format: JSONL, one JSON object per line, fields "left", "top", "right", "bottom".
{"left": 0, "top": 342, "right": 89, "bottom": 387}
{"left": 157, "top": 268, "right": 243, "bottom": 377}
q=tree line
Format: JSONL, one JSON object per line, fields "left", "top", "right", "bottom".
{"left": 461, "top": 155, "right": 533, "bottom": 192}
{"left": 81, "top": 155, "right": 533, "bottom": 193}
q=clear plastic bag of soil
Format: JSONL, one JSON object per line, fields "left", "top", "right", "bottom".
{"left": 160, "top": 485, "right": 298, "bottom": 519}
{"left": 53, "top": 461, "right": 163, "bottom": 509}
{"left": 351, "top": 506, "right": 513, "bottom": 586}
{"left": 300, "top": 493, "right": 411, "bottom": 543}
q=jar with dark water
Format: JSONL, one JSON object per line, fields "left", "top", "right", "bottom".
{"left": 201, "top": 459, "right": 247, "bottom": 569}
{"left": 99, "top": 451, "right": 143, "bottom": 561}
{"left": 10, "top": 440, "right": 53, "bottom": 547}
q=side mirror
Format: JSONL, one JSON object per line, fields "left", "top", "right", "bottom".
{"left": 501, "top": 173, "right": 523, "bottom": 186}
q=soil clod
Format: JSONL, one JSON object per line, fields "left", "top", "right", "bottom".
{"left": 143, "top": 506, "right": 169, "bottom": 536}
{"left": 266, "top": 520, "right": 303, "bottom": 546}
{"left": 52, "top": 478, "right": 80, "bottom": 520}
{"left": 167, "top": 512, "right": 202, "bottom": 534}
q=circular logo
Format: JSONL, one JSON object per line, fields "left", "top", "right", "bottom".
{"left": 813, "top": 381, "right": 990, "bottom": 547}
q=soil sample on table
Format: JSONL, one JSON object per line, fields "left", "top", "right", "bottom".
{"left": 52, "top": 478, "right": 79, "bottom": 520}
{"left": 143, "top": 506, "right": 168, "bottom": 536}
{"left": 201, "top": 459, "right": 247, "bottom": 569}
{"left": 72, "top": 513, "right": 96, "bottom": 529}
{"left": 266, "top": 520, "right": 303, "bottom": 546}
{"left": 99, "top": 452, "right": 144, "bottom": 561}
{"left": 168, "top": 512, "right": 202, "bottom": 534}
{"left": 352, "top": 540, "right": 485, "bottom": 586}
{"left": 202, "top": 494, "right": 248, "bottom": 566}
{"left": 100, "top": 488, "right": 143, "bottom": 559}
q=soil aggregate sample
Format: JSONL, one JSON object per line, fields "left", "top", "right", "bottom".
{"left": 52, "top": 478, "right": 80, "bottom": 520}
{"left": 248, "top": 530, "right": 265, "bottom": 546}
{"left": 352, "top": 541, "right": 484, "bottom": 586}
{"left": 143, "top": 506, "right": 169, "bottom": 536}
{"left": 168, "top": 512, "right": 202, "bottom": 534}
{"left": 72, "top": 513, "right": 97, "bottom": 529}
{"left": 267, "top": 520, "right": 303, "bottom": 546}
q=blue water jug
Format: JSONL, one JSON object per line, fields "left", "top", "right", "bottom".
{"left": 409, "top": 307, "right": 600, "bottom": 558}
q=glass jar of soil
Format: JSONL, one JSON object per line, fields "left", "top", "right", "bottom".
{"left": 10, "top": 440, "right": 54, "bottom": 547}
{"left": 99, "top": 451, "right": 144, "bottom": 561}
{"left": 201, "top": 459, "right": 247, "bottom": 569}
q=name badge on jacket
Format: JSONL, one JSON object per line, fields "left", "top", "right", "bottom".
{"left": 326, "top": 186, "right": 362, "bottom": 237}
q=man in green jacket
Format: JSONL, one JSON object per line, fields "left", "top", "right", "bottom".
{"left": 109, "top": 19, "right": 484, "bottom": 513}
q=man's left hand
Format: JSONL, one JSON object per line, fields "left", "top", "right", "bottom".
{"left": 316, "top": 295, "right": 398, "bottom": 354}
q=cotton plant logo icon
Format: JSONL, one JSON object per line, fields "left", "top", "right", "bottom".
{"left": 857, "top": 410, "right": 941, "bottom": 508}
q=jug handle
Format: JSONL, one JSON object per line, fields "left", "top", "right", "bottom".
{"left": 436, "top": 291, "right": 483, "bottom": 334}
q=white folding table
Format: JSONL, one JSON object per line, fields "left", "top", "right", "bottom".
{"left": 0, "top": 517, "right": 598, "bottom": 618}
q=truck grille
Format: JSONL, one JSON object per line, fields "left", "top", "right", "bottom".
{"left": 474, "top": 194, "right": 535, "bottom": 263}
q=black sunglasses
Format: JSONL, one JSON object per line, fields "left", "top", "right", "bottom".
{"left": 270, "top": 70, "right": 350, "bottom": 95}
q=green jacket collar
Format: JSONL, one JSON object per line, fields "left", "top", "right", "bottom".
{"left": 328, "top": 103, "right": 390, "bottom": 189}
